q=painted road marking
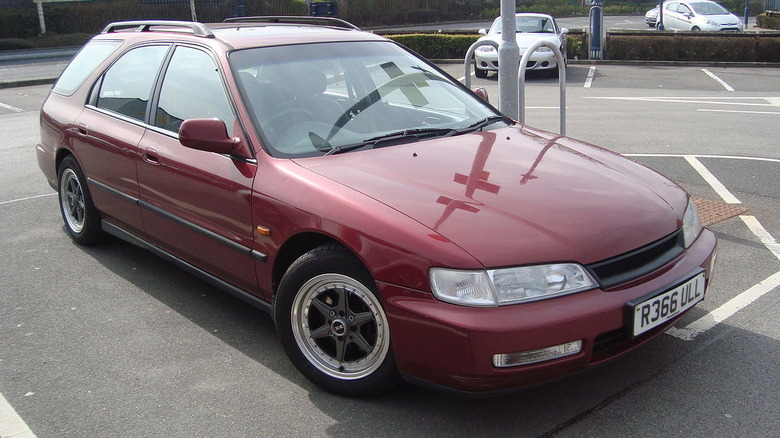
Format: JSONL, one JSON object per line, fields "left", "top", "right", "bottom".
{"left": 698, "top": 109, "right": 780, "bottom": 116}
{"left": 583, "top": 96, "right": 778, "bottom": 107}
{"left": 0, "top": 102, "right": 25, "bottom": 113}
{"left": 684, "top": 155, "right": 741, "bottom": 204}
{"left": 626, "top": 154, "right": 780, "bottom": 164}
{"left": 741, "top": 215, "right": 780, "bottom": 262}
{"left": 701, "top": 68, "right": 735, "bottom": 92}
{"left": 584, "top": 66, "right": 596, "bottom": 88}
{"left": 667, "top": 270, "right": 780, "bottom": 341}
{"left": 0, "top": 391, "right": 37, "bottom": 438}
{"left": 0, "top": 193, "right": 56, "bottom": 206}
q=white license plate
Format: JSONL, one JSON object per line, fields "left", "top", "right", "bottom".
{"left": 630, "top": 271, "right": 706, "bottom": 337}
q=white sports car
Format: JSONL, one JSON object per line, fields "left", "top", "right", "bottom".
{"left": 474, "top": 13, "right": 569, "bottom": 78}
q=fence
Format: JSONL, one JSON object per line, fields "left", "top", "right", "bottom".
{"left": 768, "top": 0, "right": 780, "bottom": 11}
{"left": 0, "top": 0, "right": 485, "bottom": 38}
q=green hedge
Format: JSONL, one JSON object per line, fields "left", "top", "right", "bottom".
{"left": 607, "top": 31, "right": 780, "bottom": 62}
{"left": 383, "top": 32, "right": 588, "bottom": 60}
{"left": 757, "top": 13, "right": 780, "bottom": 31}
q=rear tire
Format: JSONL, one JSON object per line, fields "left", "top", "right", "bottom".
{"left": 275, "top": 243, "right": 401, "bottom": 396}
{"left": 58, "top": 155, "right": 104, "bottom": 245}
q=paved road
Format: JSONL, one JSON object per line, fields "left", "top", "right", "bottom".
{"left": 1, "top": 63, "right": 779, "bottom": 437}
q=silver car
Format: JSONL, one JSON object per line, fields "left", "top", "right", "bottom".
{"left": 645, "top": 6, "right": 660, "bottom": 27}
{"left": 658, "top": 0, "right": 743, "bottom": 31}
{"left": 474, "top": 13, "right": 568, "bottom": 78}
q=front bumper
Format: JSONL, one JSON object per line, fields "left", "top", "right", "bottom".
{"left": 475, "top": 49, "right": 559, "bottom": 72}
{"left": 379, "top": 229, "right": 717, "bottom": 394}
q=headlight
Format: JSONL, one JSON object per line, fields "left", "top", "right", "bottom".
{"left": 706, "top": 20, "right": 719, "bottom": 27}
{"left": 430, "top": 264, "right": 597, "bottom": 307}
{"left": 682, "top": 199, "right": 703, "bottom": 248}
{"left": 476, "top": 45, "right": 496, "bottom": 53}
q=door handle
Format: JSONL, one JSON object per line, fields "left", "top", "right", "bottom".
{"left": 77, "top": 123, "right": 88, "bottom": 136}
{"left": 144, "top": 147, "right": 159, "bottom": 164}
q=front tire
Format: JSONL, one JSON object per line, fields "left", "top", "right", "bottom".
{"left": 58, "top": 155, "right": 103, "bottom": 245}
{"left": 275, "top": 244, "right": 400, "bottom": 396}
{"left": 474, "top": 66, "right": 488, "bottom": 79}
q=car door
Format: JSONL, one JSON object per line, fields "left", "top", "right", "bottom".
{"left": 675, "top": 3, "right": 696, "bottom": 29}
{"left": 137, "top": 44, "right": 260, "bottom": 294}
{"left": 662, "top": 2, "right": 682, "bottom": 29}
{"left": 76, "top": 44, "right": 170, "bottom": 235}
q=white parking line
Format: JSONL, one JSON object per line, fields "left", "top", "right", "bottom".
{"left": 626, "top": 154, "right": 780, "bottom": 164}
{"left": 0, "top": 102, "right": 25, "bottom": 113}
{"left": 667, "top": 270, "right": 780, "bottom": 340}
{"left": 698, "top": 109, "right": 780, "bottom": 116}
{"left": 0, "top": 391, "right": 37, "bottom": 438}
{"left": 0, "top": 193, "right": 56, "bottom": 206}
{"left": 683, "top": 155, "right": 741, "bottom": 204}
{"left": 701, "top": 68, "right": 735, "bottom": 92}
{"left": 584, "top": 66, "right": 596, "bottom": 88}
{"left": 741, "top": 215, "right": 780, "bottom": 262}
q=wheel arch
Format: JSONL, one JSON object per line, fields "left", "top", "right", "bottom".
{"left": 272, "top": 232, "right": 366, "bottom": 297}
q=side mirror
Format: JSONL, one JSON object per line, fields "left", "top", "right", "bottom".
{"left": 179, "top": 118, "right": 239, "bottom": 154}
{"left": 478, "top": 29, "right": 487, "bottom": 35}
{"left": 473, "top": 87, "right": 489, "bottom": 103}
{"left": 560, "top": 27, "right": 570, "bottom": 35}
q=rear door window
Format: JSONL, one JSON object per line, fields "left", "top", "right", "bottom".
{"left": 95, "top": 45, "right": 169, "bottom": 122}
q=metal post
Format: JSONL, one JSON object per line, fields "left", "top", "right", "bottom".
{"left": 189, "top": 0, "right": 198, "bottom": 21}
{"left": 658, "top": 0, "right": 665, "bottom": 31}
{"left": 518, "top": 41, "right": 567, "bottom": 135}
{"left": 498, "top": 0, "right": 520, "bottom": 121}
{"left": 588, "top": 0, "right": 603, "bottom": 59}
{"left": 35, "top": 0, "right": 46, "bottom": 35}
{"left": 744, "top": 0, "right": 750, "bottom": 30}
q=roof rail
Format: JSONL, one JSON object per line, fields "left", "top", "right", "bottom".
{"left": 223, "top": 16, "right": 360, "bottom": 31}
{"left": 102, "top": 21, "right": 215, "bottom": 38}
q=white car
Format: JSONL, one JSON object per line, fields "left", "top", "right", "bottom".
{"left": 474, "top": 13, "right": 568, "bottom": 78}
{"left": 645, "top": 6, "right": 660, "bottom": 27}
{"left": 658, "top": 0, "right": 743, "bottom": 31}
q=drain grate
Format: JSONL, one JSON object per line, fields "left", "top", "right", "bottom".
{"left": 692, "top": 197, "right": 747, "bottom": 227}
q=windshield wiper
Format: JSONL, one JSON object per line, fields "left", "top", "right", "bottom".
{"left": 362, "top": 127, "right": 458, "bottom": 144}
{"left": 319, "top": 117, "right": 506, "bottom": 156}
{"left": 321, "top": 128, "right": 457, "bottom": 156}
{"left": 455, "top": 115, "right": 507, "bottom": 134}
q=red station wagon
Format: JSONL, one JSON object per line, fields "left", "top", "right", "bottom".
{"left": 36, "top": 17, "right": 717, "bottom": 396}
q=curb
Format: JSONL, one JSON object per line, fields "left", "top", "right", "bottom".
{"left": 0, "top": 78, "right": 56, "bottom": 89}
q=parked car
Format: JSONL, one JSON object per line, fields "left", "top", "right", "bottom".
{"left": 474, "top": 13, "right": 568, "bottom": 78}
{"left": 645, "top": 5, "right": 660, "bottom": 27}
{"left": 38, "top": 17, "right": 716, "bottom": 396}
{"left": 658, "top": 0, "right": 743, "bottom": 31}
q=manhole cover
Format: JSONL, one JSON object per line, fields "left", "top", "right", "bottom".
{"left": 692, "top": 197, "right": 747, "bottom": 227}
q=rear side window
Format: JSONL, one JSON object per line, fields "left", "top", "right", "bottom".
{"left": 52, "top": 40, "right": 122, "bottom": 96}
{"left": 96, "top": 45, "right": 169, "bottom": 122}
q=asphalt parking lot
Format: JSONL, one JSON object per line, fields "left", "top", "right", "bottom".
{"left": 1, "top": 63, "right": 779, "bottom": 437}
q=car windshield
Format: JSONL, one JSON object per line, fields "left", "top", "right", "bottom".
{"left": 690, "top": 2, "right": 729, "bottom": 14}
{"left": 230, "top": 41, "right": 501, "bottom": 158}
{"left": 489, "top": 16, "right": 556, "bottom": 34}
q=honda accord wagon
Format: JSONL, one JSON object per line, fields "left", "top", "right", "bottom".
{"left": 36, "top": 17, "right": 717, "bottom": 396}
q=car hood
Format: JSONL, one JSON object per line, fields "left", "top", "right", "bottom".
{"left": 294, "top": 125, "right": 686, "bottom": 268}
{"left": 704, "top": 13, "right": 740, "bottom": 24}
{"left": 478, "top": 33, "right": 561, "bottom": 50}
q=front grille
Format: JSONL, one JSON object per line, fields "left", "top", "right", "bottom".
{"left": 586, "top": 230, "right": 684, "bottom": 289}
